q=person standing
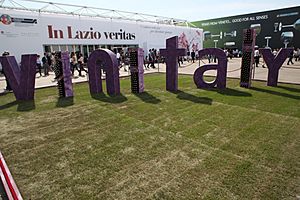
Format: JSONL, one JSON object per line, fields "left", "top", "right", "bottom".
{"left": 1, "top": 51, "right": 12, "bottom": 92}
{"left": 186, "top": 50, "right": 190, "bottom": 62}
{"left": 147, "top": 49, "right": 154, "bottom": 69}
{"left": 178, "top": 56, "right": 183, "bottom": 67}
{"left": 70, "top": 52, "right": 80, "bottom": 76}
{"left": 42, "top": 53, "right": 49, "bottom": 76}
{"left": 116, "top": 50, "right": 121, "bottom": 66}
{"left": 254, "top": 48, "right": 260, "bottom": 67}
{"left": 46, "top": 52, "right": 52, "bottom": 72}
{"left": 36, "top": 55, "right": 42, "bottom": 77}
{"left": 50, "top": 52, "right": 56, "bottom": 71}
{"left": 150, "top": 49, "right": 156, "bottom": 68}
{"left": 191, "top": 50, "right": 195, "bottom": 63}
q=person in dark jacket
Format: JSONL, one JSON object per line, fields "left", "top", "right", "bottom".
{"left": 1, "top": 51, "right": 12, "bottom": 92}
{"left": 191, "top": 50, "right": 196, "bottom": 63}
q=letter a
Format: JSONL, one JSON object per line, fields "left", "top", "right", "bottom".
{"left": 194, "top": 48, "right": 227, "bottom": 89}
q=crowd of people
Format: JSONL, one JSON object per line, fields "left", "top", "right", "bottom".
{"left": 253, "top": 47, "right": 300, "bottom": 68}
{"left": 36, "top": 52, "right": 89, "bottom": 78}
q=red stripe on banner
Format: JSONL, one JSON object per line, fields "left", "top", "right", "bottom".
{"left": 0, "top": 152, "right": 21, "bottom": 200}
{"left": 0, "top": 166, "right": 14, "bottom": 200}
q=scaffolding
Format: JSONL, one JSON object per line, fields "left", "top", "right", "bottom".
{"left": 0, "top": 0, "right": 196, "bottom": 26}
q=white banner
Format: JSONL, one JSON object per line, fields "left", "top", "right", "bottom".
{"left": 0, "top": 9, "right": 203, "bottom": 60}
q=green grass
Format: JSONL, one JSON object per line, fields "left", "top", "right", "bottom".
{"left": 0, "top": 73, "right": 299, "bottom": 200}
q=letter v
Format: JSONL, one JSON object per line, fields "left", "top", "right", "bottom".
{"left": 0, "top": 55, "right": 37, "bottom": 100}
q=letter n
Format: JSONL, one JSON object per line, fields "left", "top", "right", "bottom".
{"left": 87, "top": 49, "right": 120, "bottom": 95}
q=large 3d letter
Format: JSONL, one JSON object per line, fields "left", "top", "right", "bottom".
{"left": 87, "top": 49, "right": 120, "bottom": 95}
{"left": 0, "top": 55, "right": 36, "bottom": 100}
{"left": 259, "top": 48, "right": 293, "bottom": 86}
{"left": 129, "top": 48, "right": 144, "bottom": 93}
{"left": 240, "top": 29, "right": 256, "bottom": 88}
{"left": 160, "top": 36, "right": 186, "bottom": 92}
{"left": 61, "top": 52, "right": 74, "bottom": 97}
{"left": 194, "top": 48, "right": 227, "bottom": 89}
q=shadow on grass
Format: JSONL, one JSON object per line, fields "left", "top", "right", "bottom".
{"left": 172, "top": 90, "right": 213, "bottom": 105}
{"left": 133, "top": 92, "right": 161, "bottom": 104}
{"left": 17, "top": 100, "right": 36, "bottom": 112}
{"left": 56, "top": 97, "right": 74, "bottom": 108}
{"left": 198, "top": 87, "right": 252, "bottom": 97}
{"left": 276, "top": 85, "right": 300, "bottom": 93}
{"left": 0, "top": 100, "right": 35, "bottom": 111}
{"left": 91, "top": 93, "right": 128, "bottom": 104}
{"left": 0, "top": 91, "right": 11, "bottom": 97}
{"left": 217, "top": 88, "right": 252, "bottom": 97}
{"left": 251, "top": 87, "right": 300, "bottom": 100}
{"left": 0, "top": 101, "right": 18, "bottom": 110}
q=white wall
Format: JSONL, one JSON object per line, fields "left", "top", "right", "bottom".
{"left": 0, "top": 9, "right": 203, "bottom": 61}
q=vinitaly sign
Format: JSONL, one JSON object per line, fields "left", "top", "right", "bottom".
{"left": 0, "top": 36, "right": 294, "bottom": 101}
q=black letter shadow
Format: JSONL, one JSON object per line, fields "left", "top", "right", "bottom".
{"left": 133, "top": 91, "right": 161, "bottom": 104}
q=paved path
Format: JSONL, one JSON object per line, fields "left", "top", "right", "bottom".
{"left": 1, "top": 58, "right": 300, "bottom": 94}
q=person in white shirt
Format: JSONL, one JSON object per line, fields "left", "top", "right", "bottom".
{"left": 254, "top": 49, "right": 260, "bottom": 67}
{"left": 78, "top": 53, "right": 88, "bottom": 77}
{"left": 272, "top": 49, "right": 278, "bottom": 56}
{"left": 116, "top": 52, "right": 121, "bottom": 65}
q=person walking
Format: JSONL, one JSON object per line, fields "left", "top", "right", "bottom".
{"left": 144, "top": 56, "right": 150, "bottom": 70}
{"left": 287, "top": 50, "right": 294, "bottom": 65}
{"left": 70, "top": 52, "right": 80, "bottom": 76}
{"left": 178, "top": 56, "right": 183, "bottom": 67}
{"left": 295, "top": 48, "right": 300, "bottom": 61}
{"left": 78, "top": 53, "right": 88, "bottom": 77}
{"left": 150, "top": 49, "right": 156, "bottom": 68}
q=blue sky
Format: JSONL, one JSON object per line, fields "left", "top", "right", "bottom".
{"left": 45, "top": 0, "right": 299, "bottom": 21}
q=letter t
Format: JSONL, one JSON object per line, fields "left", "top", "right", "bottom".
{"left": 160, "top": 36, "right": 186, "bottom": 92}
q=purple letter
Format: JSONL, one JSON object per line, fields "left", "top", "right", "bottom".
{"left": 194, "top": 48, "right": 227, "bottom": 89}
{"left": 87, "top": 49, "right": 120, "bottom": 95}
{"left": 129, "top": 48, "right": 144, "bottom": 93}
{"left": 61, "top": 52, "right": 74, "bottom": 97}
{"left": 0, "top": 55, "right": 36, "bottom": 100}
{"left": 160, "top": 36, "right": 186, "bottom": 92}
{"left": 260, "top": 48, "right": 293, "bottom": 86}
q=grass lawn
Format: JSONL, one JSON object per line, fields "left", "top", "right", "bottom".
{"left": 0, "top": 73, "right": 299, "bottom": 200}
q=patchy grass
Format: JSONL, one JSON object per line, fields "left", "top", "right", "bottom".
{"left": 0, "top": 73, "right": 299, "bottom": 200}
